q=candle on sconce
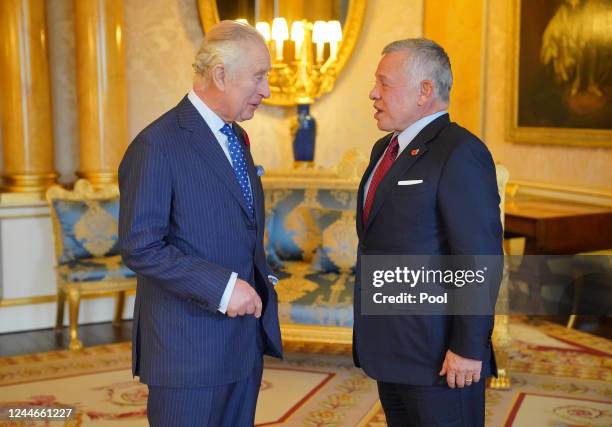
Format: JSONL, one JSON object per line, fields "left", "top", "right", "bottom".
{"left": 312, "top": 20, "right": 327, "bottom": 63}
{"left": 327, "top": 21, "right": 342, "bottom": 61}
{"left": 255, "top": 21, "right": 271, "bottom": 42}
{"left": 271, "top": 17, "right": 288, "bottom": 61}
{"left": 290, "top": 21, "right": 305, "bottom": 60}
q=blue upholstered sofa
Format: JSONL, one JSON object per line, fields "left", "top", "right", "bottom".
{"left": 262, "top": 150, "right": 369, "bottom": 351}
{"left": 263, "top": 152, "right": 511, "bottom": 366}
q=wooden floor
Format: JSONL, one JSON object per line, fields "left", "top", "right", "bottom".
{"left": 0, "top": 320, "right": 132, "bottom": 357}
{"left": 0, "top": 317, "right": 609, "bottom": 358}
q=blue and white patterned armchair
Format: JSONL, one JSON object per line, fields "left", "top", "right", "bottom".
{"left": 46, "top": 180, "right": 136, "bottom": 350}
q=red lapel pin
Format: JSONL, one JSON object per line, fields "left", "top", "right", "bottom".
{"left": 411, "top": 148, "right": 419, "bottom": 156}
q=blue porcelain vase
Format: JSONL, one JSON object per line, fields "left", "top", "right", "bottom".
{"left": 293, "top": 104, "right": 316, "bottom": 162}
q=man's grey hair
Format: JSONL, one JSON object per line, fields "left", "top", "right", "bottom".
{"left": 193, "top": 20, "right": 265, "bottom": 82}
{"left": 382, "top": 38, "right": 453, "bottom": 103}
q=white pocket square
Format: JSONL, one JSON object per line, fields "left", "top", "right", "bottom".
{"left": 397, "top": 180, "right": 423, "bottom": 186}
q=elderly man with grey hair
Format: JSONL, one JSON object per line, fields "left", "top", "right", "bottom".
{"left": 119, "top": 20, "right": 282, "bottom": 426}
{"left": 353, "top": 38, "right": 502, "bottom": 426}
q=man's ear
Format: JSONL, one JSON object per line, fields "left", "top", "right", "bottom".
{"left": 418, "top": 80, "right": 434, "bottom": 105}
{"left": 211, "top": 63, "right": 227, "bottom": 91}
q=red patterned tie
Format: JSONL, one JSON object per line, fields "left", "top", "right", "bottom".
{"left": 363, "top": 136, "right": 400, "bottom": 223}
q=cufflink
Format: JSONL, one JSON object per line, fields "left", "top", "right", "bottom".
{"left": 256, "top": 165, "right": 265, "bottom": 177}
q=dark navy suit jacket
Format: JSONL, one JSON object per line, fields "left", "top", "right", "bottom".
{"left": 353, "top": 114, "right": 503, "bottom": 385}
{"left": 119, "top": 96, "right": 282, "bottom": 388}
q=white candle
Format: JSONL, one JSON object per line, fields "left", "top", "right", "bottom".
{"left": 330, "top": 42, "right": 338, "bottom": 60}
{"left": 316, "top": 43, "right": 324, "bottom": 63}
{"left": 312, "top": 20, "right": 327, "bottom": 64}
{"left": 271, "top": 17, "right": 289, "bottom": 61}
{"left": 256, "top": 21, "right": 271, "bottom": 42}
{"left": 275, "top": 39, "right": 284, "bottom": 61}
{"left": 291, "top": 21, "right": 305, "bottom": 60}
{"left": 327, "top": 21, "right": 342, "bottom": 61}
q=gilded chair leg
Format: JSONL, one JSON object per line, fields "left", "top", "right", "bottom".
{"left": 489, "top": 368, "right": 511, "bottom": 390}
{"left": 67, "top": 288, "right": 83, "bottom": 350}
{"left": 113, "top": 291, "right": 126, "bottom": 326}
{"left": 567, "top": 274, "right": 584, "bottom": 329}
{"left": 490, "top": 314, "right": 512, "bottom": 390}
{"left": 55, "top": 289, "right": 66, "bottom": 331}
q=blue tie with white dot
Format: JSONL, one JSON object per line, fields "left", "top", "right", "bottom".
{"left": 220, "top": 124, "right": 254, "bottom": 219}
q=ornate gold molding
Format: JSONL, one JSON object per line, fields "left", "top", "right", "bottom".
{"left": 263, "top": 148, "right": 368, "bottom": 189}
{"left": 75, "top": 172, "right": 120, "bottom": 188}
{"left": 0, "top": 295, "right": 56, "bottom": 308}
{"left": 507, "top": 180, "right": 612, "bottom": 208}
{"left": 0, "top": 213, "right": 48, "bottom": 220}
{"left": 0, "top": 192, "right": 46, "bottom": 204}
{"left": 281, "top": 323, "right": 352, "bottom": 354}
{"left": 0, "top": 290, "right": 134, "bottom": 308}
{"left": 46, "top": 180, "right": 119, "bottom": 201}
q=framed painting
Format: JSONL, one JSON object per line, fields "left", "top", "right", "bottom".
{"left": 506, "top": 0, "right": 612, "bottom": 147}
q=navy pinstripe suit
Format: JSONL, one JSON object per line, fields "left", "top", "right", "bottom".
{"left": 118, "top": 96, "right": 282, "bottom": 423}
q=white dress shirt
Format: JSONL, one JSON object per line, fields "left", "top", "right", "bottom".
{"left": 363, "top": 111, "right": 447, "bottom": 205}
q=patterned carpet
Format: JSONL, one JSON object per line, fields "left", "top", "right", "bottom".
{"left": 0, "top": 318, "right": 610, "bottom": 426}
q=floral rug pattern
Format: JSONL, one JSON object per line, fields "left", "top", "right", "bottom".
{"left": 1, "top": 318, "right": 610, "bottom": 426}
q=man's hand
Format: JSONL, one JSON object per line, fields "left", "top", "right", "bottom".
{"left": 439, "top": 349, "right": 482, "bottom": 388}
{"left": 226, "top": 279, "right": 262, "bottom": 318}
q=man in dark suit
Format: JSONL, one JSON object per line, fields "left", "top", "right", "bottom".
{"left": 353, "top": 38, "right": 503, "bottom": 426}
{"left": 118, "top": 21, "right": 281, "bottom": 427}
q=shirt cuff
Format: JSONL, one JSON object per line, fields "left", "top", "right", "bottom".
{"left": 268, "top": 275, "right": 279, "bottom": 286}
{"left": 218, "top": 272, "right": 238, "bottom": 314}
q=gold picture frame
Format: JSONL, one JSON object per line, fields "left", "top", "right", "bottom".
{"left": 506, "top": 0, "right": 612, "bottom": 148}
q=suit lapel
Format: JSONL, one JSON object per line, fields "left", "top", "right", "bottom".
{"left": 364, "top": 114, "right": 450, "bottom": 232}
{"left": 357, "top": 134, "right": 393, "bottom": 239}
{"left": 176, "top": 97, "right": 251, "bottom": 218}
